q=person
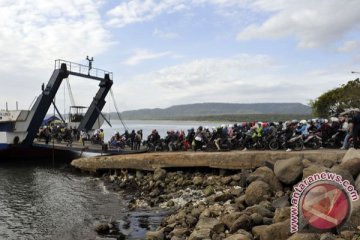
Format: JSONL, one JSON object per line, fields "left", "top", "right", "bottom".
{"left": 352, "top": 110, "right": 360, "bottom": 149}
{"left": 134, "top": 130, "right": 142, "bottom": 150}
{"left": 341, "top": 119, "right": 353, "bottom": 150}
{"left": 99, "top": 129, "right": 105, "bottom": 143}
{"left": 80, "top": 129, "right": 88, "bottom": 146}
{"left": 130, "top": 130, "right": 136, "bottom": 150}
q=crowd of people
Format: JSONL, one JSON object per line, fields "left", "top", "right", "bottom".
{"left": 37, "top": 109, "right": 360, "bottom": 152}
{"left": 141, "top": 110, "right": 360, "bottom": 152}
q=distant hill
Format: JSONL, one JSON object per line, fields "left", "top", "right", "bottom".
{"left": 113, "top": 103, "right": 312, "bottom": 120}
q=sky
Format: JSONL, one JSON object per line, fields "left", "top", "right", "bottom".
{"left": 1, "top": 0, "right": 360, "bottom": 113}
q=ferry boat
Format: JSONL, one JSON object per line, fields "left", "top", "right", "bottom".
{"left": 0, "top": 59, "right": 145, "bottom": 162}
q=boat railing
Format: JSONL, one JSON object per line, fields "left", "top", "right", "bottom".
{"left": 54, "top": 59, "right": 113, "bottom": 80}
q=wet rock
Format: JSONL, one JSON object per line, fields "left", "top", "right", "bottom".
{"left": 223, "top": 233, "right": 252, "bottom": 240}
{"left": 251, "top": 219, "right": 290, "bottom": 240}
{"left": 95, "top": 223, "right": 110, "bottom": 233}
{"left": 146, "top": 227, "right": 165, "bottom": 240}
{"left": 229, "top": 214, "right": 252, "bottom": 233}
{"left": 247, "top": 166, "right": 283, "bottom": 192}
{"left": 245, "top": 180, "right": 272, "bottom": 206}
{"left": 287, "top": 233, "right": 320, "bottom": 240}
{"left": 274, "top": 157, "right": 303, "bottom": 185}
{"left": 221, "top": 212, "right": 242, "bottom": 229}
{"left": 188, "top": 228, "right": 212, "bottom": 240}
{"left": 271, "top": 195, "right": 290, "bottom": 208}
{"left": 273, "top": 207, "right": 290, "bottom": 223}
{"left": 153, "top": 168, "right": 167, "bottom": 181}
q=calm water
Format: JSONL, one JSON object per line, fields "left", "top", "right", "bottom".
{"left": 0, "top": 120, "right": 219, "bottom": 240}
{"left": 0, "top": 163, "right": 167, "bottom": 240}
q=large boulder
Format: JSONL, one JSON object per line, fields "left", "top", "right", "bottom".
{"left": 355, "top": 174, "right": 360, "bottom": 193}
{"left": 229, "top": 214, "right": 252, "bottom": 233}
{"left": 223, "top": 234, "right": 252, "bottom": 240}
{"left": 146, "top": 228, "right": 165, "bottom": 240}
{"left": 273, "top": 207, "right": 290, "bottom": 223}
{"left": 271, "top": 195, "right": 290, "bottom": 208}
{"left": 195, "top": 217, "right": 225, "bottom": 234}
{"left": 330, "top": 165, "right": 355, "bottom": 186}
{"left": 347, "top": 199, "right": 360, "bottom": 230}
{"left": 221, "top": 212, "right": 242, "bottom": 229}
{"left": 244, "top": 204, "right": 274, "bottom": 218}
{"left": 340, "top": 149, "right": 360, "bottom": 178}
{"left": 251, "top": 219, "right": 290, "bottom": 240}
{"left": 287, "top": 233, "right": 320, "bottom": 240}
{"left": 188, "top": 229, "right": 212, "bottom": 240}
{"left": 245, "top": 180, "right": 272, "bottom": 206}
{"left": 247, "top": 166, "right": 283, "bottom": 192}
{"left": 302, "top": 164, "right": 329, "bottom": 179}
{"left": 274, "top": 157, "right": 303, "bottom": 185}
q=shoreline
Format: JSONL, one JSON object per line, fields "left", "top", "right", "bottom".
{"left": 88, "top": 149, "right": 360, "bottom": 239}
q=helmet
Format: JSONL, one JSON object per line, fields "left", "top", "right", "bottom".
{"left": 330, "top": 117, "right": 339, "bottom": 122}
{"left": 300, "top": 120, "right": 307, "bottom": 125}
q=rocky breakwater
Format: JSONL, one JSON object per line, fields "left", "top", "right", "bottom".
{"left": 97, "top": 149, "right": 360, "bottom": 240}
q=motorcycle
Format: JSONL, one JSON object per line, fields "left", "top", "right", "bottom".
{"left": 269, "top": 133, "right": 303, "bottom": 151}
{"left": 303, "top": 132, "right": 322, "bottom": 149}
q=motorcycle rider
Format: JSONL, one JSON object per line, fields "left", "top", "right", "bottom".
{"left": 352, "top": 110, "right": 360, "bottom": 149}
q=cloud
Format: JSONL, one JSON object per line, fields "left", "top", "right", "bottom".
{"left": 112, "top": 54, "right": 286, "bottom": 109}
{"left": 338, "top": 40, "right": 360, "bottom": 53}
{"left": 153, "top": 28, "right": 179, "bottom": 39}
{"left": 111, "top": 53, "right": 354, "bottom": 110}
{"left": 237, "top": 0, "right": 360, "bottom": 48}
{"left": 0, "top": 0, "right": 113, "bottom": 110}
{"left": 123, "top": 49, "right": 173, "bottom": 66}
{"left": 106, "top": 0, "right": 189, "bottom": 28}
{"left": 0, "top": 0, "right": 113, "bottom": 70}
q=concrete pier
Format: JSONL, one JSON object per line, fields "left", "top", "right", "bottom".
{"left": 71, "top": 149, "right": 345, "bottom": 172}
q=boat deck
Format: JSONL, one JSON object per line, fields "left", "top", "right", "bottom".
{"left": 33, "top": 139, "right": 146, "bottom": 158}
